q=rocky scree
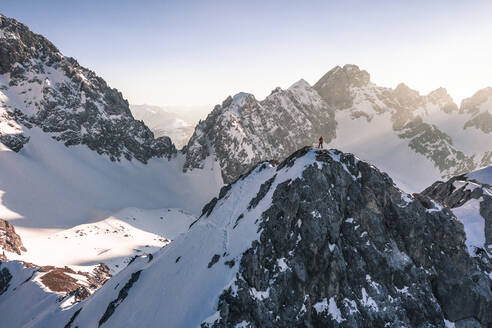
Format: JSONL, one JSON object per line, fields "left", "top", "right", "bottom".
{"left": 203, "top": 147, "right": 492, "bottom": 327}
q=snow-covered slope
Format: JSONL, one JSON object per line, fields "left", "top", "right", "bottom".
{"left": 184, "top": 64, "right": 492, "bottom": 192}
{"left": 0, "top": 124, "right": 222, "bottom": 290}
{"left": 8, "top": 147, "right": 490, "bottom": 327}
{"left": 5, "top": 207, "right": 195, "bottom": 273}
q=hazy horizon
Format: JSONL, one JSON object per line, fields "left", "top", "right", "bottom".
{"left": 2, "top": 0, "right": 492, "bottom": 108}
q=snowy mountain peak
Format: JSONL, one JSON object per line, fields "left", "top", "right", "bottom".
{"left": 231, "top": 91, "right": 256, "bottom": 104}
{"left": 219, "top": 92, "right": 257, "bottom": 116}
{"left": 0, "top": 14, "right": 176, "bottom": 161}
{"left": 393, "top": 83, "right": 422, "bottom": 106}
{"left": 426, "top": 87, "right": 454, "bottom": 104}
{"left": 321, "top": 64, "right": 370, "bottom": 87}
{"left": 313, "top": 64, "right": 371, "bottom": 108}
{"left": 460, "top": 87, "right": 492, "bottom": 113}
{"left": 269, "top": 86, "right": 283, "bottom": 95}
{"left": 288, "top": 78, "right": 311, "bottom": 90}
{"left": 0, "top": 14, "right": 61, "bottom": 75}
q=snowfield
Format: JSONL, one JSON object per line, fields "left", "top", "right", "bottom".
{"left": 0, "top": 124, "right": 222, "bottom": 277}
{"left": 5, "top": 207, "right": 196, "bottom": 274}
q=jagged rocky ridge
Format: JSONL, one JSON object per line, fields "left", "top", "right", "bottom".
{"left": 422, "top": 169, "right": 492, "bottom": 256}
{"left": 184, "top": 64, "right": 492, "bottom": 191}
{"left": 0, "top": 14, "right": 176, "bottom": 162}
{"left": 23, "top": 147, "right": 491, "bottom": 328}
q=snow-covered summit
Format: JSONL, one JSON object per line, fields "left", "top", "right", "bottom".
{"left": 288, "top": 78, "right": 311, "bottom": 90}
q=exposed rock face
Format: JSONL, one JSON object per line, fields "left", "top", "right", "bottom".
{"left": 0, "top": 265, "right": 11, "bottom": 295}
{"left": 37, "top": 263, "right": 111, "bottom": 301}
{"left": 422, "top": 174, "right": 492, "bottom": 253}
{"left": 0, "top": 260, "right": 111, "bottom": 304}
{"left": 204, "top": 147, "right": 492, "bottom": 327}
{"left": 427, "top": 87, "right": 458, "bottom": 113}
{"left": 0, "top": 14, "right": 176, "bottom": 161}
{"left": 184, "top": 81, "right": 336, "bottom": 183}
{"left": 0, "top": 133, "right": 29, "bottom": 152}
{"left": 0, "top": 219, "right": 26, "bottom": 256}
{"left": 314, "top": 64, "right": 371, "bottom": 109}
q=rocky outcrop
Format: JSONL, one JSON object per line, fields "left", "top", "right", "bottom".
{"left": 0, "top": 14, "right": 176, "bottom": 161}
{"left": 426, "top": 87, "right": 458, "bottom": 112}
{"left": 396, "top": 117, "right": 475, "bottom": 175}
{"left": 0, "top": 261, "right": 112, "bottom": 304}
{"left": 204, "top": 147, "right": 492, "bottom": 327}
{"left": 422, "top": 174, "right": 492, "bottom": 252}
{"left": 0, "top": 265, "right": 11, "bottom": 295}
{"left": 0, "top": 219, "right": 26, "bottom": 256}
{"left": 0, "top": 133, "right": 29, "bottom": 152}
{"left": 98, "top": 270, "right": 141, "bottom": 327}
{"left": 38, "top": 263, "right": 110, "bottom": 301}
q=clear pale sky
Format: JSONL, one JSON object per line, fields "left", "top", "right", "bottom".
{"left": 2, "top": 0, "right": 492, "bottom": 108}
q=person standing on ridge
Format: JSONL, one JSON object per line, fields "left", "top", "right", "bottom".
{"left": 318, "top": 136, "right": 324, "bottom": 149}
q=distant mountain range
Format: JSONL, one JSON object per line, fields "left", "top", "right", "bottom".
{"left": 184, "top": 64, "right": 492, "bottom": 191}
{"left": 130, "top": 104, "right": 208, "bottom": 149}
